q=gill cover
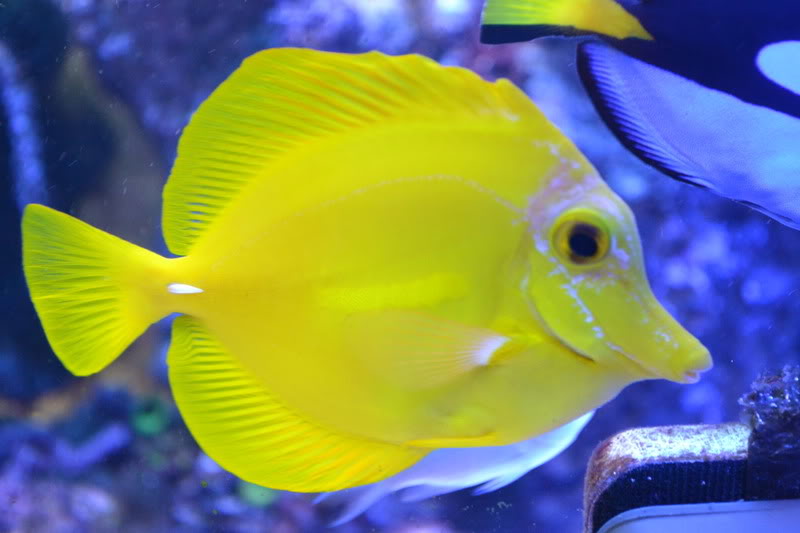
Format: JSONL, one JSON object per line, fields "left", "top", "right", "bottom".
{"left": 526, "top": 178, "right": 711, "bottom": 384}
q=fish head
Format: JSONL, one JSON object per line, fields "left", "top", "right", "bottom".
{"left": 525, "top": 172, "right": 711, "bottom": 384}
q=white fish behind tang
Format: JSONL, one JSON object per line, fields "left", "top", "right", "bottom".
{"left": 316, "top": 411, "right": 594, "bottom": 526}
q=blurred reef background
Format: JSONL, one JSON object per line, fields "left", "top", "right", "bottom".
{"left": 1, "top": 0, "right": 798, "bottom": 531}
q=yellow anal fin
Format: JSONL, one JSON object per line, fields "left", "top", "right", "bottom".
{"left": 481, "top": 0, "right": 653, "bottom": 43}
{"left": 167, "top": 315, "right": 426, "bottom": 492}
{"left": 406, "top": 433, "right": 499, "bottom": 448}
{"left": 348, "top": 310, "right": 510, "bottom": 389}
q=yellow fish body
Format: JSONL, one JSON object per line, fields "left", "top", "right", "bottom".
{"left": 22, "top": 48, "right": 711, "bottom": 493}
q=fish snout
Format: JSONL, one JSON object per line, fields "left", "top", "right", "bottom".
{"left": 602, "top": 304, "right": 714, "bottom": 385}
{"left": 633, "top": 320, "right": 713, "bottom": 384}
{"left": 672, "top": 345, "right": 713, "bottom": 384}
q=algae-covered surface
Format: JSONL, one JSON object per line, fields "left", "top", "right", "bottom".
{"left": 1, "top": 1, "right": 798, "bottom": 531}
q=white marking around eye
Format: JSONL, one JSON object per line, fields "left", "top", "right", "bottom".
{"left": 168, "top": 283, "right": 204, "bottom": 294}
{"left": 534, "top": 232, "right": 550, "bottom": 254}
{"left": 654, "top": 330, "right": 673, "bottom": 344}
{"left": 608, "top": 234, "right": 631, "bottom": 270}
{"left": 548, "top": 262, "right": 568, "bottom": 278}
{"left": 757, "top": 41, "right": 800, "bottom": 96}
{"left": 561, "top": 284, "right": 594, "bottom": 324}
{"left": 588, "top": 193, "right": 625, "bottom": 222}
{"left": 605, "top": 341, "right": 636, "bottom": 363}
{"left": 612, "top": 245, "right": 630, "bottom": 269}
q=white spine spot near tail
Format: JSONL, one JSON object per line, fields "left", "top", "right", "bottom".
{"left": 168, "top": 283, "right": 204, "bottom": 294}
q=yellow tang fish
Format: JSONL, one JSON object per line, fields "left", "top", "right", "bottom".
{"left": 22, "top": 48, "right": 712, "bottom": 493}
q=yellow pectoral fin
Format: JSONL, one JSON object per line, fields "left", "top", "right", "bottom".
{"left": 167, "top": 315, "right": 426, "bottom": 492}
{"left": 481, "top": 0, "right": 653, "bottom": 43}
{"left": 347, "top": 310, "right": 510, "bottom": 389}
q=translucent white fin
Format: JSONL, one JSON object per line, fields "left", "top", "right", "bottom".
{"left": 317, "top": 411, "right": 594, "bottom": 524}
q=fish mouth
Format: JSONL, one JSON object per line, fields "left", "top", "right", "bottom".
{"left": 557, "top": 331, "right": 660, "bottom": 378}
{"left": 537, "top": 308, "right": 708, "bottom": 383}
{"left": 602, "top": 342, "right": 665, "bottom": 379}
{"left": 682, "top": 371, "right": 701, "bottom": 384}
{"left": 605, "top": 341, "right": 712, "bottom": 384}
{"left": 677, "top": 348, "right": 714, "bottom": 383}
{"left": 527, "top": 296, "right": 710, "bottom": 382}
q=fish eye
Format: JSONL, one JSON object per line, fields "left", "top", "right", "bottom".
{"left": 568, "top": 223, "right": 601, "bottom": 259}
{"left": 552, "top": 213, "right": 610, "bottom": 265}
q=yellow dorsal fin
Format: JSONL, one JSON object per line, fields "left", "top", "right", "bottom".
{"left": 162, "top": 48, "right": 538, "bottom": 255}
{"left": 347, "top": 310, "right": 511, "bottom": 389}
{"left": 482, "top": 0, "right": 653, "bottom": 41}
{"left": 167, "top": 315, "right": 426, "bottom": 492}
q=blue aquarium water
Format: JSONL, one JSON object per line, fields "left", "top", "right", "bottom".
{"left": 1, "top": 1, "right": 798, "bottom": 532}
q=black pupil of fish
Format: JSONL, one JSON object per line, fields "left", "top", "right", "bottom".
{"left": 568, "top": 223, "right": 600, "bottom": 260}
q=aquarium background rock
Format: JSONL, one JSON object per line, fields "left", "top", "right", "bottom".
{"left": 0, "top": 0, "right": 797, "bottom": 531}
{"left": 739, "top": 366, "right": 800, "bottom": 500}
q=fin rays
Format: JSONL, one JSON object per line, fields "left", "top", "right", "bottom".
{"left": 167, "top": 315, "right": 426, "bottom": 492}
{"left": 162, "top": 49, "right": 537, "bottom": 255}
{"left": 22, "top": 204, "right": 170, "bottom": 376}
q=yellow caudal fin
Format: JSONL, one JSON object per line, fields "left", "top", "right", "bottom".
{"left": 481, "top": 0, "right": 652, "bottom": 44}
{"left": 22, "top": 204, "right": 172, "bottom": 376}
{"left": 168, "top": 315, "right": 427, "bottom": 492}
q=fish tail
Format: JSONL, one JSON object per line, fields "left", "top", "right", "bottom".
{"left": 22, "top": 203, "right": 173, "bottom": 376}
{"left": 481, "top": 0, "right": 652, "bottom": 44}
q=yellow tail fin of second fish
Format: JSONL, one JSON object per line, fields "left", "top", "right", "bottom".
{"left": 22, "top": 204, "right": 172, "bottom": 376}
{"left": 481, "top": 0, "right": 652, "bottom": 43}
